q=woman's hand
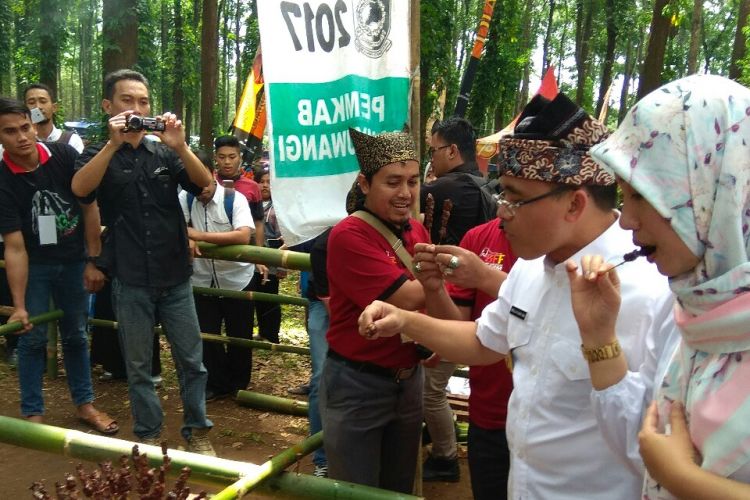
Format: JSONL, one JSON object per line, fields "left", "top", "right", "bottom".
{"left": 639, "top": 402, "right": 700, "bottom": 490}
{"left": 565, "top": 255, "right": 621, "bottom": 346}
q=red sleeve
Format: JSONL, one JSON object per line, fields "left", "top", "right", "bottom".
{"left": 328, "top": 219, "right": 409, "bottom": 310}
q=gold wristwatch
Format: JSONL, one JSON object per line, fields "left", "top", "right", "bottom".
{"left": 581, "top": 339, "right": 621, "bottom": 363}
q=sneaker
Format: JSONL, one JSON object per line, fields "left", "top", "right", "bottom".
{"left": 205, "top": 389, "right": 233, "bottom": 402}
{"left": 313, "top": 464, "right": 328, "bottom": 478}
{"left": 151, "top": 375, "right": 163, "bottom": 388}
{"left": 139, "top": 435, "right": 162, "bottom": 448}
{"left": 186, "top": 428, "right": 216, "bottom": 457}
{"left": 422, "top": 455, "right": 460, "bottom": 482}
{"left": 287, "top": 384, "right": 311, "bottom": 396}
{"left": 6, "top": 348, "right": 17, "bottom": 368}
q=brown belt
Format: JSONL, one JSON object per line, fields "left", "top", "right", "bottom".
{"left": 327, "top": 349, "right": 417, "bottom": 383}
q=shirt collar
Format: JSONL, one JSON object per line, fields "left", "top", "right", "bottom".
{"left": 3, "top": 142, "right": 51, "bottom": 174}
{"left": 119, "top": 137, "right": 158, "bottom": 154}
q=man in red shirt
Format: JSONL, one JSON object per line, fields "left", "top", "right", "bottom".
{"left": 321, "top": 128, "right": 431, "bottom": 493}
{"left": 213, "top": 135, "right": 265, "bottom": 248}
{"left": 429, "top": 219, "right": 517, "bottom": 499}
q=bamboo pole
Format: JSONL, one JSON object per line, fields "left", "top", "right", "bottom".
{"left": 0, "top": 310, "right": 64, "bottom": 336}
{"left": 0, "top": 417, "right": 420, "bottom": 499}
{"left": 196, "top": 243, "right": 311, "bottom": 271}
{"left": 86, "top": 318, "right": 311, "bottom": 355}
{"left": 212, "top": 432, "right": 322, "bottom": 499}
{"left": 46, "top": 298, "right": 58, "bottom": 379}
{"left": 236, "top": 390, "right": 309, "bottom": 417}
{"left": 193, "top": 286, "right": 308, "bottom": 306}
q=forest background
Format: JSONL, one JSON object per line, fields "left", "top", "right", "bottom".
{"left": 0, "top": 0, "right": 748, "bottom": 158}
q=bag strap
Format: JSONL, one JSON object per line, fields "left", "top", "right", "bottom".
{"left": 57, "top": 129, "right": 74, "bottom": 145}
{"left": 224, "top": 188, "right": 234, "bottom": 225}
{"left": 351, "top": 210, "right": 414, "bottom": 271}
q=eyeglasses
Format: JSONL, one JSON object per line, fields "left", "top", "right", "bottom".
{"left": 495, "top": 186, "right": 574, "bottom": 219}
{"left": 428, "top": 144, "right": 451, "bottom": 156}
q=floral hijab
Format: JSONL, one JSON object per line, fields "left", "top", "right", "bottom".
{"left": 591, "top": 75, "right": 750, "bottom": 353}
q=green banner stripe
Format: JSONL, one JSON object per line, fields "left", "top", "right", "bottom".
{"left": 269, "top": 75, "right": 408, "bottom": 178}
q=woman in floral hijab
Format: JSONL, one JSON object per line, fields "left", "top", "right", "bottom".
{"left": 568, "top": 74, "right": 750, "bottom": 498}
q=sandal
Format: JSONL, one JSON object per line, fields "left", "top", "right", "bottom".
{"left": 78, "top": 410, "right": 119, "bottom": 435}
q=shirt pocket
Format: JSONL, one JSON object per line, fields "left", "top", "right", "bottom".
{"left": 546, "top": 338, "right": 593, "bottom": 418}
{"left": 507, "top": 316, "right": 534, "bottom": 365}
{"left": 149, "top": 170, "right": 177, "bottom": 205}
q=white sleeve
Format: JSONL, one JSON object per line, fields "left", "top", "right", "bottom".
{"left": 591, "top": 296, "right": 679, "bottom": 477}
{"left": 68, "top": 133, "right": 85, "bottom": 154}
{"left": 231, "top": 192, "right": 253, "bottom": 229}
{"left": 475, "top": 277, "right": 512, "bottom": 355}
{"left": 178, "top": 191, "right": 190, "bottom": 224}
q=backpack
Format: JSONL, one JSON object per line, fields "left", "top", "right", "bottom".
{"left": 187, "top": 190, "right": 235, "bottom": 225}
{"left": 466, "top": 174, "right": 501, "bottom": 223}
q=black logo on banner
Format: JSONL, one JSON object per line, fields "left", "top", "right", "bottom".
{"left": 354, "top": 0, "right": 392, "bottom": 58}
{"left": 509, "top": 306, "right": 527, "bottom": 321}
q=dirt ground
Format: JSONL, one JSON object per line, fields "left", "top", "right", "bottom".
{"left": 0, "top": 334, "right": 473, "bottom": 499}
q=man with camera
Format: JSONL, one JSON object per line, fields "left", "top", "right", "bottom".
{"left": 24, "top": 83, "right": 85, "bottom": 153}
{"left": 71, "top": 69, "right": 215, "bottom": 455}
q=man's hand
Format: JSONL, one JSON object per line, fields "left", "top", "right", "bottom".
{"left": 153, "top": 112, "right": 187, "bottom": 150}
{"left": 7, "top": 308, "right": 32, "bottom": 334}
{"left": 188, "top": 238, "right": 201, "bottom": 258}
{"left": 358, "top": 300, "right": 405, "bottom": 339}
{"left": 639, "top": 402, "right": 700, "bottom": 489}
{"left": 257, "top": 264, "right": 270, "bottom": 284}
{"left": 412, "top": 243, "right": 444, "bottom": 292}
{"left": 187, "top": 227, "right": 204, "bottom": 242}
{"left": 433, "top": 245, "right": 492, "bottom": 291}
{"left": 106, "top": 111, "right": 132, "bottom": 148}
{"left": 83, "top": 263, "right": 106, "bottom": 293}
{"left": 565, "top": 255, "right": 621, "bottom": 345}
{"left": 420, "top": 352, "right": 442, "bottom": 368}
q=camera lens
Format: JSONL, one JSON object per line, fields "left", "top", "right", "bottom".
{"left": 127, "top": 115, "right": 143, "bottom": 130}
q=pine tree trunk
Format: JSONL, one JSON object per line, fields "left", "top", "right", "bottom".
{"left": 173, "top": 0, "right": 185, "bottom": 118}
{"left": 102, "top": 0, "right": 138, "bottom": 84}
{"left": 200, "top": 0, "right": 219, "bottom": 151}
{"left": 730, "top": 0, "right": 750, "bottom": 80}
{"left": 596, "top": 0, "right": 618, "bottom": 117}
{"left": 638, "top": 0, "right": 670, "bottom": 99}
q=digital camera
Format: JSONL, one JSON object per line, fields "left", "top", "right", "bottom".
{"left": 124, "top": 115, "right": 165, "bottom": 133}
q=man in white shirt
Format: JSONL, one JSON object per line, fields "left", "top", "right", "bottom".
{"left": 359, "top": 94, "right": 674, "bottom": 499}
{"left": 179, "top": 157, "right": 255, "bottom": 401}
{"left": 24, "top": 84, "right": 85, "bottom": 153}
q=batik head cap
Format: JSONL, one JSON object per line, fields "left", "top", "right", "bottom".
{"left": 498, "top": 93, "right": 614, "bottom": 186}
{"left": 349, "top": 128, "right": 418, "bottom": 177}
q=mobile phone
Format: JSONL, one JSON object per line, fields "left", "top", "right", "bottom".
{"left": 30, "top": 107, "right": 45, "bottom": 124}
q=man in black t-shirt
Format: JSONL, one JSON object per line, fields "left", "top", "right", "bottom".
{"left": 0, "top": 98, "right": 116, "bottom": 434}
{"left": 71, "top": 69, "right": 215, "bottom": 455}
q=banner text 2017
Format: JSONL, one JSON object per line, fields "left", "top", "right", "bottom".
{"left": 281, "top": 1, "right": 351, "bottom": 53}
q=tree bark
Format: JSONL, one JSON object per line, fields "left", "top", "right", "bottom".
{"left": 102, "top": 0, "right": 138, "bottom": 85}
{"left": 200, "top": 0, "right": 219, "bottom": 151}
{"left": 574, "top": 0, "right": 594, "bottom": 105}
{"left": 638, "top": 0, "right": 670, "bottom": 99}
{"left": 173, "top": 0, "right": 185, "bottom": 118}
{"left": 730, "top": 0, "right": 750, "bottom": 80}
{"left": 542, "top": 0, "right": 555, "bottom": 75}
{"left": 39, "top": 0, "right": 63, "bottom": 97}
{"left": 596, "top": 0, "right": 618, "bottom": 117}
{"left": 686, "top": 0, "right": 702, "bottom": 75}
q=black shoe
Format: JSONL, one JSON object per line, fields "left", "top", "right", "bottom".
{"left": 287, "top": 384, "right": 311, "bottom": 396}
{"left": 422, "top": 455, "right": 460, "bottom": 482}
{"left": 205, "top": 389, "right": 233, "bottom": 402}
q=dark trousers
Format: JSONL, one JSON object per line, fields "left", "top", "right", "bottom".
{"left": 320, "top": 356, "right": 423, "bottom": 493}
{"left": 467, "top": 423, "right": 510, "bottom": 500}
{"left": 249, "top": 272, "right": 281, "bottom": 343}
{"left": 90, "top": 281, "right": 161, "bottom": 378}
{"left": 194, "top": 288, "right": 253, "bottom": 394}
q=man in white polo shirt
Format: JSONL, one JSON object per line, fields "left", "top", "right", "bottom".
{"left": 179, "top": 154, "right": 255, "bottom": 401}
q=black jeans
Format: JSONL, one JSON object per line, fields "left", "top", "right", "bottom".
{"left": 467, "top": 423, "right": 510, "bottom": 500}
{"left": 249, "top": 272, "right": 281, "bottom": 343}
{"left": 194, "top": 285, "right": 253, "bottom": 394}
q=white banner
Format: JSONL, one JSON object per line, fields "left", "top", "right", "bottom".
{"left": 258, "top": 0, "right": 411, "bottom": 246}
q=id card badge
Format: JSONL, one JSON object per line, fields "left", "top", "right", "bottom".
{"left": 38, "top": 215, "right": 58, "bottom": 245}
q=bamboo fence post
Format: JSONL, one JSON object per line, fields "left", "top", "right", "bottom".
{"left": 46, "top": 298, "right": 58, "bottom": 379}
{"left": 236, "top": 390, "right": 309, "bottom": 417}
{"left": 196, "top": 243, "right": 311, "bottom": 271}
{"left": 0, "top": 417, "right": 421, "bottom": 499}
{"left": 86, "top": 319, "right": 312, "bottom": 355}
{"left": 193, "top": 286, "right": 308, "bottom": 306}
{"left": 0, "top": 310, "right": 64, "bottom": 336}
{"left": 212, "top": 432, "right": 323, "bottom": 499}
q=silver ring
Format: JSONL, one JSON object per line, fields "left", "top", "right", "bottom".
{"left": 414, "top": 262, "right": 423, "bottom": 273}
{"left": 447, "top": 255, "right": 460, "bottom": 270}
